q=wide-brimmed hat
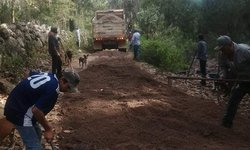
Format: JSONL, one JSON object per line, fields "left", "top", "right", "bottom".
{"left": 214, "top": 35, "right": 232, "bottom": 50}
{"left": 62, "top": 69, "right": 80, "bottom": 92}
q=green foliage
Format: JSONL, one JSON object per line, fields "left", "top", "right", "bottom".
{"left": 1, "top": 50, "right": 49, "bottom": 82}
{"left": 140, "top": 0, "right": 199, "bottom": 38}
{"left": 141, "top": 39, "right": 186, "bottom": 72}
{"left": 200, "top": 0, "right": 250, "bottom": 42}
{"left": 141, "top": 26, "right": 194, "bottom": 72}
{"left": 84, "top": 37, "right": 94, "bottom": 52}
{"left": 108, "top": 0, "right": 123, "bottom": 9}
{"left": 1, "top": 54, "right": 26, "bottom": 74}
{"left": 137, "top": 5, "right": 162, "bottom": 39}
{"left": 61, "top": 34, "right": 78, "bottom": 51}
{"left": 0, "top": 3, "right": 12, "bottom": 23}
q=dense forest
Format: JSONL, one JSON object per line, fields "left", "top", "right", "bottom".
{"left": 1, "top": 0, "right": 250, "bottom": 72}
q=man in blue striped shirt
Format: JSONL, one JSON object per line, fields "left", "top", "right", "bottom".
{"left": 131, "top": 29, "right": 141, "bottom": 61}
{"left": 215, "top": 35, "right": 250, "bottom": 128}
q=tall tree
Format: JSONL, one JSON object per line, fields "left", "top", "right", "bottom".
{"left": 201, "top": 0, "right": 250, "bottom": 41}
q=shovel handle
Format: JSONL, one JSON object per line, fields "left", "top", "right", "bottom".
{"left": 49, "top": 141, "right": 56, "bottom": 150}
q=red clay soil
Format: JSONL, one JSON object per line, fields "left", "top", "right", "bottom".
{"left": 57, "top": 51, "right": 250, "bottom": 150}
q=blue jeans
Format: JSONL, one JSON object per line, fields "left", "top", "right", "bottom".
{"left": 15, "top": 123, "right": 42, "bottom": 150}
{"left": 133, "top": 45, "right": 140, "bottom": 60}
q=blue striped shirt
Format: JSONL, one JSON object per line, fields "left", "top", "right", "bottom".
{"left": 131, "top": 32, "right": 141, "bottom": 46}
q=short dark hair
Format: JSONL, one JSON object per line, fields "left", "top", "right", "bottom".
{"left": 198, "top": 34, "right": 204, "bottom": 40}
{"left": 50, "top": 27, "right": 58, "bottom": 33}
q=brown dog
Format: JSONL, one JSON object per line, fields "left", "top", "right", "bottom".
{"left": 79, "top": 54, "right": 89, "bottom": 68}
{"left": 65, "top": 50, "right": 73, "bottom": 66}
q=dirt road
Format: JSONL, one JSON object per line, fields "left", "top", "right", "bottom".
{"left": 49, "top": 50, "right": 250, "bottom": 150}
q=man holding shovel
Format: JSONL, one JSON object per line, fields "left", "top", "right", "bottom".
{"left": 215, "top": 35, "right": 250, "bottom": 128}
{"left": 3, "top": 69, "right": 80, "bottom": 149}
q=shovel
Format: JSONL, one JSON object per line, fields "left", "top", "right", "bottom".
{"left": 49, "top": 141, "right": 56, "bottom": 150}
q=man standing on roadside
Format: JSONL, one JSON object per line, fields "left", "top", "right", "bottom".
{"left": 197, "top": 34, "right": 208, "bottom": 86}
{"left": 4, "top": 69, "right": 80, "bottom": 149}
{"left": 48, "top": 27, "right": 62, "bottom": 78}
{"left": 215, "top": 35, "right": 250, "bottom": 128}
{"left": 131, "top": 29, "right": 141, "bottom": 61}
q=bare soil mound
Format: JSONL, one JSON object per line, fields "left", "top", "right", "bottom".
{"left": 56, "top": 51, "right": 250, "bottom": 150}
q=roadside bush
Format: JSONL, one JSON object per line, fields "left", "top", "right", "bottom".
{"left": 62, "top": 29, "right": 92, "bottom": 53}
{"left": 141, "top": 27, "right": 195, "bottom": 72}
{"left": 0, "top": 51, "right": 49, "bottom": 83}
{"left": 141, "top": 39, "right": 186, "bottom": 72}
{"left": 0, "top": 4, "right": 12, "bottom": 23}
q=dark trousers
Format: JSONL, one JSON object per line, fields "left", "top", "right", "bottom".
{"left": 199, "top": 59, "right": 207, "bottom": 85}
{"left": 133, "top": 45, "right": 140, "bottom": 60}
{"left": 223, "top": 82, "right": 250, "bottom": 127}
{"left": 51, "top": 55, "right": 62, "bottom": 78}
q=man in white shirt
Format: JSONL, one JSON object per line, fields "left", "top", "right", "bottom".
{"left": 131, "top": 30, "right": 141, "bottom": 61}
{"left": 75, "top": 28, "right": 81, "bottom": 49}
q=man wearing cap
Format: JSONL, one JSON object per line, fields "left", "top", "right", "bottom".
{"left": 48, "top": 27, "right": 62, "bottom": 78}
{"left": 4, "top": 69, "right": 80, "bottom": 149}
{"left": 215, "top": 35, "right": 250, "bottom": 128}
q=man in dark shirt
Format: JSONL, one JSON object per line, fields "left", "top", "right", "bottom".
{"left": 48, "top": 27, "right": 62, "bottom": 78}
{"left": 4, "top": 69, "right": 80, "bottom": 149}
{"left": 215, "top": 35, "right": 250, "bottom": 128}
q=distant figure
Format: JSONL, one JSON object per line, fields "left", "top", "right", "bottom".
{"left": 196, "top": 34, "right": 208, "bottom": 86}
{"left": 75, "top": 28, "right": 81, "bottom": 49}
{"left": 48, "top": 27, "right": 62, "bottom": 78}
{"left": 131, "top": 30, "right": 141, "bottom": 61}
{"left": 214, "top": 35, "right": 250, "bottom": 128}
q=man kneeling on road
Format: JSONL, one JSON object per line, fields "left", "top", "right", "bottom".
{"left": 215, "top": 35, "right": 250, "bottom": 128}
{"left": 4, "top": 69, "right": 80, "bottom": 149}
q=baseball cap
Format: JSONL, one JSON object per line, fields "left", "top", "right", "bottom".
{"left": 62, "top": 69, "right": 80, "bottom": 92}
{"left": 214, "top": 35, "right": 232, "bottom": 50}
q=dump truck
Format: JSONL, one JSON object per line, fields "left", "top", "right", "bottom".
{"left": 92, "top": 9, "right": 127, "bottom": 51}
